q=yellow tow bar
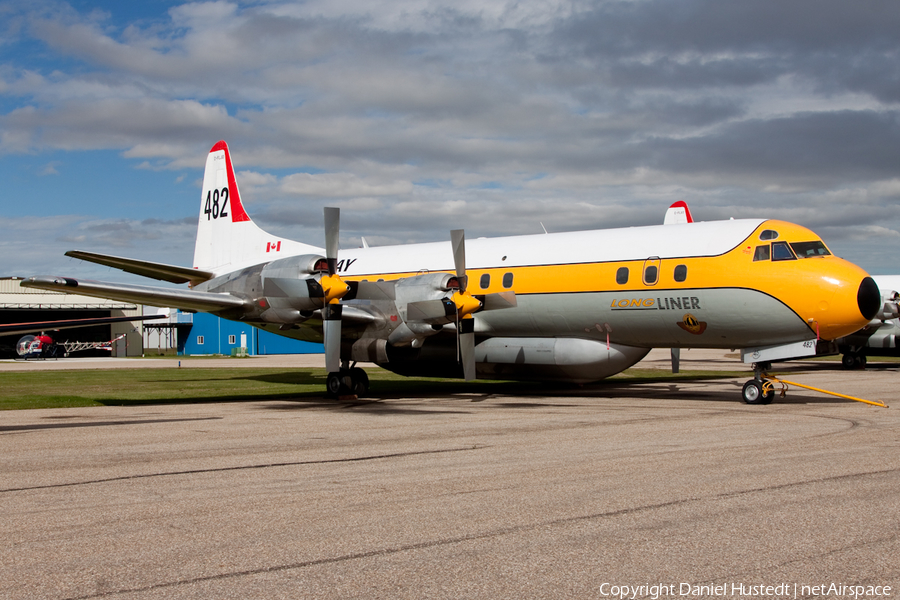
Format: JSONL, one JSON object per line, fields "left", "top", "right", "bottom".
{"left": 762, "top": 375, "right": 889, "bottom": 408}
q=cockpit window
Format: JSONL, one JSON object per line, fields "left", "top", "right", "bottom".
{"left": 759, "top": 230, "right": 779, "bottom": 240}
{"left": 790, "top": 241, "right": 831, "bottom": 258}
{"left": 771, "top": 241, "right": 796, "bottom": 261}
{"left": 753, "top": 245, "right": 770, "bottom": 262}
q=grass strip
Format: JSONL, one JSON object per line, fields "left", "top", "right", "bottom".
{"left": 0, "top": 365, "right": 752, "bottom": 411}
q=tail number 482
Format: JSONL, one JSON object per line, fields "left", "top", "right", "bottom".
{"left": 204, "top": 188, "right": 230, "bottom": 220}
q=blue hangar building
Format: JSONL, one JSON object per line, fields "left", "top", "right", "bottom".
{"left": 177, "top": 312, "right": 323, "bottom": 356}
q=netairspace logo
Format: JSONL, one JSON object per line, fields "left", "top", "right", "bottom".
{"left": 598, "top": 582, "right": 892, "bottom": 599}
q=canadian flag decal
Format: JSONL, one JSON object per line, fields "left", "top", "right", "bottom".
{"left": 266, "top": 241, "right": 282, "bottom": 252}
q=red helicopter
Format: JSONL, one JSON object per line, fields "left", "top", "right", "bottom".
{"left": 1, "top": 314, "right": 162, "bottom": 360}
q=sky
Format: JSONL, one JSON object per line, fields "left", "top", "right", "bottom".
{"left": 1, "top": 0, "right": 899, "bottom": 282}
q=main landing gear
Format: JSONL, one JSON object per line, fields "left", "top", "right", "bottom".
{"left": 741, "top": 362, "right": 774, "bottom": 405}
{"left": 326, "top": 363, "right": 369, "bottom": 399}
{"left": 841, "top": 352, "right": 867, "bottom": 370}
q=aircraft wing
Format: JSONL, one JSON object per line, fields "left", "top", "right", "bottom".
{"left": 20, "top": 277, "right": 248, "bottom": 314}
{"left": 64, "top": 250, "right": 216, "bottom": 285}
{"left": 0, "top": 314, "right": 165, "bottom": 337}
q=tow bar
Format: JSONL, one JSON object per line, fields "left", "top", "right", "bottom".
{"left": 762, "top": 375, "right": 888, "bottom": 408}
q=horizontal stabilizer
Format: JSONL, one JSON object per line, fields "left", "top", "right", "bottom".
{"left": 21, "top": 277, "right": 248, "bottom": 313}
{"left": 65, "top": 250, "right": 216, "bottom": 285}
{"left": 0, "top": 314, "right": 165, "bottom": 337}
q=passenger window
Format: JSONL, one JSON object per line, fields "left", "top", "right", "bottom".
{"left": 616, "top": 267, "right": 629, "bottom": 285}
{"left": 771, "top": 241, "right": 796, "bottom": 261}
{"left": 480, "top": 274, "right": 491, "bottom": 289}
{"left": 674, "top": 264, "right": 687, "bottom": 282}
{"left": 760, "top": 230, "right": 779, "bottom": 240}
{"left": 753, "top": 245, "right": 771, "bottom": 261}
{"left": 643, "top": 265, "right": 658, "bottom": 285}
{"left": 502, "top": 273, "right": 513, "bottom": 288}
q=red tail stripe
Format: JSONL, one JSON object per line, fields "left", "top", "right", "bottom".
{"left": 211, "top": 140, "right": 251, "bottom": 223}
{"left": 669, "top": 200, "right": 694, "bottom": 223}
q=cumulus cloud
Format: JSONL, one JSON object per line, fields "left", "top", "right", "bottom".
{"left": 1, "top": 0, "right": 899, "bottom": 273}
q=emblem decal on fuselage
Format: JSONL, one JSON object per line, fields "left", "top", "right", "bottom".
{"left": 677, "top": 313, "right": 707, "bottom": 335}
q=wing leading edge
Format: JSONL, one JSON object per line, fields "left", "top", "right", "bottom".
{"left": 20, "top": 277, "right": 248, "bottom": 314}
{"left": 0, "top": 314, "right": 165, "bottom": 337}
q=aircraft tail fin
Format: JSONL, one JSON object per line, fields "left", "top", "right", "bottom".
{"left": 663, "top": 201, "right": 694, "bottom": 225}
{"left": 193, "top": 141, "right": 320, "bottom": 275}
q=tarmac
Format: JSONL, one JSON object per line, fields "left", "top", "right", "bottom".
{"left": 1, "top": 349, "right": 898, "bottom": 599}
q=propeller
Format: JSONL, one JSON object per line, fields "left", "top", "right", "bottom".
{"left": 404, "top": 230, "right": 517, "bottom": 380}
{"left": 450, "top": 229, "right": 480, "bottom": 381}
{"left": 320, "top": 207, "right": 350, "bottom": 374}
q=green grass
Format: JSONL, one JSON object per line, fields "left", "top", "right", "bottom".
{"left": 0, "top": 365, "right": 752, "bottom": 411}
{"left": 0, "top": 367, "right": 510, "bottom": 410}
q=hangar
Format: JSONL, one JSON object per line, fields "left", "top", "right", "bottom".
{"left": 0, "top": 276, "right": 144, "bottom": 358}
{"left": 1, "top": 277, "right": 323, "bottom": 359}
{"left": 175, "top": 311, "right": 323, "bottom": 356}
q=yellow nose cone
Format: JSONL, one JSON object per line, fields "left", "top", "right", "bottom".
{"left": 790, "top": 258, "right": 878, "bottom": 340}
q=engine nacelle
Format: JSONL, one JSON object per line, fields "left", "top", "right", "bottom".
{"left": 878, "top": 290, "right": 900, "bottom": 321}
{"left": 394, "top": 272, "right": 458, "bottom": 315}
{"left": 259, "top": 254, "right": 326, "bottom": 314}
{"left": 379, "top": 272, "right": 461, "bottom": 346}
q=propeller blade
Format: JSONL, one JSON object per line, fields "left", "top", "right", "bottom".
{"left": 324, "top": 304, "right": 342, "bottom": 373}
{"left": 324, "top": 207, "right": 340, "bottom": 275}
{"left": 459, "top": 315, "right": 476, "bottom": 381}
{"left": 671, "top": 347, "right": 680, "bottom": 373}
{"left": 450, "top": 229, "right": 467, "bottom": 291}
{"left": 407, "top": 299, "right": 456, "bottom": 323}
{"left": 480, "top": 291, "right": 517, "bottom": 312}
{"left": 322, "top": 207, "right": 344, "bottom": 375}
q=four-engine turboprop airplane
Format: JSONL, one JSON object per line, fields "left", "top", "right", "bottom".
{"left": 833, "top": 275, "right": 900, "bottom": 369}
{"left": 22, "top": 141, "right": 881, "bottom": 403}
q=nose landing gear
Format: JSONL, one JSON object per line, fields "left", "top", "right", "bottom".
{"left": 741, "top": 361, "right": 887, "bottom": 407}
{"left": 742, "top": 362, "right": 774, "bottom": 404}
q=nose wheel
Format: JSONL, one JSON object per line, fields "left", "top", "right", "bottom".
{"left": 742, "top": 362, "right": 774, "bottom": 405}
{"left": 741, "top": 379, "right": 774, "bottom": 404}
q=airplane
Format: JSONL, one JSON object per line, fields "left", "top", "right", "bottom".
{"left": 21, "top": 140, "right": 880, "bottom": 404}
{"left": 833, "top": 275, "right": 900, "bottom": 369}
